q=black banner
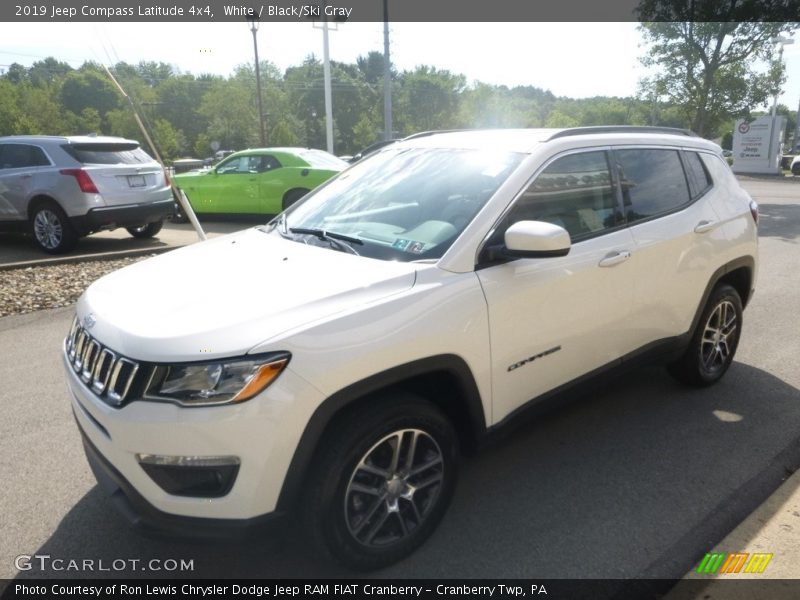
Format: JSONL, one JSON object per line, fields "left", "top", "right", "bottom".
{"left": 1, "top": 0, "right": 799, "bottom": 23}
{"left": 4, "top": 579, "right": 800, "bottom": 600}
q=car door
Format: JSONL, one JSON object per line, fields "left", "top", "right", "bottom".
{"left": 205, "top": 154, "right": 262, "bottom": 214}
{"left": 0, "top": 143, "right": 49, "bottom": 221}
{"left": 254, "top": 154, "right": 285, "bottom": 214}
{"left": 613, "top": 147, "right": 723, "bottom": 342}
{"left": 476, "top": 149, "right": 639, "bottom": 424}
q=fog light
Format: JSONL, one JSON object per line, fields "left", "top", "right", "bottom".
{"left": 136, "top": 454, "right": 240, "bottom": 498}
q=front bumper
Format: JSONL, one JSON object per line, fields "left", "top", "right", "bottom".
{"left": 77, "top": 421, "right": 284, "bottom": 540}
{"left": 71, "top": 198, "right": 174, "bottom": 234}
{"left": 64, "top": 341, "right": 326, "bottom": 528}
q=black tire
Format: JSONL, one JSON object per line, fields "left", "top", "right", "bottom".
{"left": 667, "top": 284, "right": 743, "bottom": 387}
{"left": 29, "top": 200, "right": 78, "bottom": 254}
{"left": 126, "top": 220, "right": 163, "bottom": 239}
{"left": 300, "top": 393, "right": 458, "bottom": 570}
{"left": 171, "top": 191, "right": 189, "bottom": 223}
{"left": 282, "top": 188, "right": 309, "bottom": 211}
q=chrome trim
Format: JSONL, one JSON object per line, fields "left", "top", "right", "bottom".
{"left": 107, "top": 358, "right": 139, "bottom": 406}
{"left": 91, "top": 348, "right": 115, "bottom": 394}
{"left": 64, "top": 318, "right": 141, "bottom": 407}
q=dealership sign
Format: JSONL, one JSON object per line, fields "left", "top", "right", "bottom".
{"left": 732, "top": 116, "right": 786, "bottom": 174}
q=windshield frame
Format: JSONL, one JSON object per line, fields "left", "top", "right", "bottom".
{"left": 266, "top": 145, "right": 526, "bottom": 263}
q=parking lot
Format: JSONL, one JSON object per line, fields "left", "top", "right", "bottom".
{"left": 0, "top": 178, "right": 798, "bottom": 587}
{"left": 0, "top": 220, "right": 250, "bottom": 269}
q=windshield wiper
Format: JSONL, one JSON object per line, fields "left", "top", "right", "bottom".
{"left": 289, "top": 227, "right": 363, "bottom": 255}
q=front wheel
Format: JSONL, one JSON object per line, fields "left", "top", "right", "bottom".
{"left": 301, "top": 394, "right": 458, "bottom": 570}
{"left": 126, "top": 220, "right": 163, "bottom": 239}
{"left": 668, "top": 284, "right": 743, "bottom": 386}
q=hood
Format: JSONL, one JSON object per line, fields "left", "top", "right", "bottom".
{"left": 78, "top": 228, "right": 417, "bottom": 362}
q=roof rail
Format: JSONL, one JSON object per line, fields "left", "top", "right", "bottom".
{"left": 547, "top": 126, "right": 698, "bottom": 140}
{"left": 403, "top": 129, "right": 470, "bottom": 141}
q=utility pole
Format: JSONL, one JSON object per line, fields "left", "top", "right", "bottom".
{"left": 320, "top": 1, "right": 334, "bottom": 154}
{"left": 383, "top": 0, "right": 393, "bottom": 141}
{"left": 795, "top": 96, "right": 800, "bottom": 151}
{"left": 248, "top": 16, "right": 267, "bottom": 147}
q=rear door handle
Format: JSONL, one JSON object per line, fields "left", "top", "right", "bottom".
{"left": 19, "top": 174, "right": 32, "bottom": 179}
{"left": 694, "top": 220, "right": 717, "bottom": 234}
{"left": 598, "top": 250, "right": 631, "bottom": 267}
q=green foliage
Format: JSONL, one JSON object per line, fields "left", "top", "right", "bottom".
{"left": 8, "top": 38, "right": 788, "bottom": 158}
{"left": 60, "top": 67, "right": 120, "bottom": 116}
{"left": 637, "top": 8, "right": 796, "bottom": 137}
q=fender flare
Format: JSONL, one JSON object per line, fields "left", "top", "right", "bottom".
{"left": 275, "top": 354, "right": 486, "bottom": 511}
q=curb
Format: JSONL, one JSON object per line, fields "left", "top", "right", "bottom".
{"left": 0, "top": 244, "right": 183, "bottom": 272}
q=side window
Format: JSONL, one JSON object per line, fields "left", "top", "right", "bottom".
{"left": 0, "top": 143, "right": 48, "bottom": 169}
{"left": 684, "top": 151, "right": 713, "bottom": 199}
{"left": 498, "top": 150, "right": 620, "bottom": 242}
{"left": 260, "top": 155, "right": 281, "bottom": 172}
{"left": 616, "top": 149, "right": 691, "bottom": 223}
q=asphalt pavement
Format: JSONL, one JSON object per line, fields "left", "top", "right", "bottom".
{"left": 0, "top": 220, "right": 254, "bottom": 269}
{"left": 0, "top": 179, "right": 798, "bottom": 591}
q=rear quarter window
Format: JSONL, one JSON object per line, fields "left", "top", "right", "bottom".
{"left": 684, "top": 151, "right": 713, "bottom": 199}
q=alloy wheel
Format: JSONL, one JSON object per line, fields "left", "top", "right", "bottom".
{"left": 344, "top": 428, "right": 444, "bottom": 548}
{"left": 700, "top": 299, "right": 737, "bottom": 375}
{"left": 33, "top": 209, "right": 63, "bottom": 250}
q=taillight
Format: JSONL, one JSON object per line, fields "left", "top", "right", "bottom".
{"left": 163, "top": 168, "right": 171, "bottom": 186}
{"left": 60, "top": 169, "right": 99, "bottom": 194}
{"left": 749, "top": 199, "right": 759, "bottom": 225}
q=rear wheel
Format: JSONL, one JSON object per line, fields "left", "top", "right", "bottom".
{"left": 171, "top": 190, "right": 189, "bottom": 223}
{"left": 301, "top": 393, "right": 458, "bottom": 570}
{"left": 282, "top": 188, "right": 309, "bottom": 211}
{"left": 30, "top": 201, "right": 77, "bottom": 254}
{"left": 668, "top": 284, "right": 743, "bottom": 386}
{"left": 126, "top": 220, "right": 163, "bottom": 239}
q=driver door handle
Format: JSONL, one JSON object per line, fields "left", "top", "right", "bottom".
{"left": 598, "top": 250, "right": 631, "bottom": 268}
{"left": 694, "top": 220, "right": 717, "bottom": 234}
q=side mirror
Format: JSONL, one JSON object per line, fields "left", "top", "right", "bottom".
{"left": 504, "top": 220, "right": 571, "bottom": 258}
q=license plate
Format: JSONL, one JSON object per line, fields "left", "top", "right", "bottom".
{"left": 127, "top": 175, "right": 146, "bottom": 188}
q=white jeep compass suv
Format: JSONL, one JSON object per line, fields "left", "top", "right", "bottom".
{"left": 64, "top": 127, "right": 758, "bottom": 569}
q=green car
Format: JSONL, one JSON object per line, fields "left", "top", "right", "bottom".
{"left": 172, "top": 147, "right": 347, "bottom": 218}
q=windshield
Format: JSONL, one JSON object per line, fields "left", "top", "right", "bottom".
{"left": 270, "top": 147, "right": 524, "bottom": 262}
{"left": 299, "top": 149, "right": 349, "bottom": 170}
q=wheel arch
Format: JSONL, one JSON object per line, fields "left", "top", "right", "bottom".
{"left": 688, "top": 256, "right": 755, "bottom": 337}
{"left": 27, "top": 194, "right": 62, "bottom": 220}
{"left": 281, "top": 187, "right": 310, "bottom": 210}
{"left": 276, "top": 354, "right": 486, "bottom": 512}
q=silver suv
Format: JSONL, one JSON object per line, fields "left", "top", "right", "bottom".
{"left": 0, "top": 135, "right": 174, "bottom": 253}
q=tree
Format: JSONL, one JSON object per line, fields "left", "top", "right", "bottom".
{"left": 637, "top": 3, "right": 796, "bottom": 137}
{"left": 28, "top": 58, "right": 72, "bottom": 87}
{"left": 395, "top": 66, "right": 466, "bottom": 134}
{"left": 60, "top": 67, "right": 120, "bottom": 117}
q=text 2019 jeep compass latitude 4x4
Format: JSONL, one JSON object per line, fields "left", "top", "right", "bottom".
{"left": 64, "top": 127, "right": 758, "bottom": 569}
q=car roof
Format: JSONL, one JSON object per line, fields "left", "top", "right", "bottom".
{"left": 0, "top": 134, "right": 140, "bottom": 146}
{"left": 395, "top": 127, "right": 721, "bottom": 154}
{"left": 234, "top": 147, "right": 314, "bottom": 156}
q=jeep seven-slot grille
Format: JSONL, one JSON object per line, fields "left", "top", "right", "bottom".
{"left": 65, "top": 316, "right": 144, "bottom": 407}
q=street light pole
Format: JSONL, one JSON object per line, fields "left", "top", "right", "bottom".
{"left": 383, "top": 0, "right": 393, "bottom": 142}
{"left": 769, "top": 36, "right": 794, "bottom": 169}
{"left": 248, "top": 17, "right": 267, "bottom": 147}
{"left": 321, "top": 6, "right": 334, "bottom": 154}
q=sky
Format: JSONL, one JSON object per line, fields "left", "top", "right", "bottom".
{"left": 2, "top": 21, "right": 800, "bottom": 111}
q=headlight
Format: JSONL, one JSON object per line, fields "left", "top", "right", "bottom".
{"left": 144, "top": 353, "right": 290, "bottom": 407}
